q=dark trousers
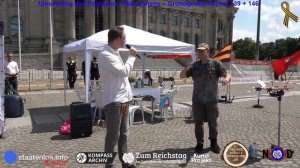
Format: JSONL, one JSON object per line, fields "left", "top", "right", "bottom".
{"left": 67, "top": 72, "right": 77, "bottom": 88}
{"left": 192, "top": 101, "right": 219, "bottom": 144}
{"left": 5, "top": 77, "right": 18, "bottom": 94}
{"left": 90, "top": 76, "right": 99, "bottom": 80}
{"left": 104, "top": 102, "right": 130, "bottom": 166}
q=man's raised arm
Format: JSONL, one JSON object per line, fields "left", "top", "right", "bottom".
{"left": 180, "top": 63, "right": 192, "bottom": 78}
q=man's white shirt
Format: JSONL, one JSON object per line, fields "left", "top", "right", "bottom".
{"left": 98, "top": 45, "right": 136, "bottom": 106}
{"left": 4, "top": 61, "right": 19, "bottom": 77}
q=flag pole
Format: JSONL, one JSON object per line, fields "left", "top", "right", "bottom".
{"left": 255, "top": 0, "right": 261, "bottom": 61}
{"left": 17, "top": 0, "right": 22, "bottom": 73}
{"left": 285, "top": 70, "right": 294, "bottom": 87}
{"left": 49, "top": 0, "right": 53, "bottom": 89}
{"left": 269, "top": 57, "right": 273, "bottom": 87}
{"left": 228, "top": 44, "right": 233, "bottom": 101}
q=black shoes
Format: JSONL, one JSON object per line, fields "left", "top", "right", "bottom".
{"left": 194, "top": 139, "right": 221, "bottom": 154}
{"left": 210, "top": 138, "right": 221, "bottom": 154}
{"left": 194, "top": 143, "right": 203, "bottom": 154}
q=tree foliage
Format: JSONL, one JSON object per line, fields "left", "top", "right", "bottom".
{"left": 233, "top": 37, "right": 300, "bottom": 60}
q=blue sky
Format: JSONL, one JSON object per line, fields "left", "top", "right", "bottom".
{"left": 233, "top": 0, "right": 300, "bottom": 43}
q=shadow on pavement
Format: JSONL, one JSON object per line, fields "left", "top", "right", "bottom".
{"left": 244, "top": 149, "right": 263, "bottom": 165}
{"left": 50, "top": 134, "right": 70, "bottom": 140}
{"left": 184, "top": 117, "right": 194, "bottom": 124}
{"left": 28, "top": 106, "right": 69, "bottom": 133}
{"left": 244, "top": 157, "right": 262, "bottom": 165}
{"left": 133, "top": 110, "right": 166, "bottom": 125}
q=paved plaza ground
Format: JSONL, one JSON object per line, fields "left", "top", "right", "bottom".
{"left": 1, "top": 81, "right": 300, "bottom": 168}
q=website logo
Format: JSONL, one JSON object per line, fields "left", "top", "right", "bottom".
{"left": 122, "top": 153, "right": 134, "bottom": 164}
{"left": 263, "top": 146, "right": 294, "bottom": 161}
{"left": 3, "top": 150, "right": 18, "bottom": 165}
{"left": 76, "top": 153, "right": 87, "bottom": 164}
{"left": 222, "top": 141, "right": 248, "bottom": 167}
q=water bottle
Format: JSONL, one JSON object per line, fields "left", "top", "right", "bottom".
{"left": 248, "top": 142, "right": 257, "bottom": 160}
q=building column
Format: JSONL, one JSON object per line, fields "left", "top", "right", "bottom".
{"left": 136, "top": 7, "right": 143, "bottom": 29}
{"left": 228, "top": 15, "right": 234, "bottom": 44}
{"left": 155, "top": 8, "right": 160, "bottom": 34}
{"left": 24, "top": 0, "right": 31, "bottom": 39}
{"left": 179, "top": 12, "right": 185, "bottom": 41}
{"left": 190, "top": 13, "right": 195, "bottom": 44}
{"left": 143, "top": 6, "right": 148, "bottom": 31}
{"left": 1, "top": 4, "right": 7, "bottom": 35}
{"left": 109, "top": 0, "right": 115, "bottom": 28}
{"left": 64, "top": 0, "right": 75, "bottom": 41}
{"left": 84, "top": 1, "right": 95, "bottom": 37}
{"left": 212, "top": 13, "right": 218, "bottom": 53}
{"left": 204, "top": 12, "right": 211, "bottom": 44}
{"left": 200, "top": 13, "right": 205, "bottom": 43}
{"left": 126, "top": 0, "right": 133, "bottom": 26}
{"left": 167, "top": 9, "right": 172, "bottom": 38}
{"left": 102, "top": 6, "right": 109, "bottom": 29}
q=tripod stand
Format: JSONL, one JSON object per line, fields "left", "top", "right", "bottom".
{"left": 219, "top": 83, "right": 235, "bottom": 103}
{"left": 252, "top": 87, "right": 264, "bottom": 108}
{"left": 271, "top": 89, "right": 284, "bottom": 147}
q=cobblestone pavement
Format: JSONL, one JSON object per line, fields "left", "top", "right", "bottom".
{"left": 1, "top": 81, "right": 300, "bottom": 168}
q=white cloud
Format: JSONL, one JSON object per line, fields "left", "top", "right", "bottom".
{"left": 233, "top": 29, "right": 256, "bottom": 41}
{"left": 233, "top": 0, "right": 300, "bottom": 43}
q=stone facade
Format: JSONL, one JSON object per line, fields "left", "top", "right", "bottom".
{"left": 0, "top": 0, "right": 237, "bottom": 69}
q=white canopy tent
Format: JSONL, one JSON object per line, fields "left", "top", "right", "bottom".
{"left": 62, "top": 25, "right": 195, "bottom": 105}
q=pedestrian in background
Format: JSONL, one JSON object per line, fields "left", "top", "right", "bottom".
{"left": 66, "top": 56, "right": 77, "bottom": 89}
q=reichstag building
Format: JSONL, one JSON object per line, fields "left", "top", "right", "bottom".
{"left": 0, "top": 0, "right": 237, "bottom": 69}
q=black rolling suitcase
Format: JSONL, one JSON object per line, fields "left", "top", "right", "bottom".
{"left": 4, "top": 95, "right": 24, "bottom": 118}
{"left": 70, "top": 102, "right": 92, "bottom": 138}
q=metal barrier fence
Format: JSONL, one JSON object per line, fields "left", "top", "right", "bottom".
{"left": 17, "top": 67, "right": 300, "bottom": 90}
{"left": 17, "top": 68, "right": 184, "bottom": 90}
{"left": 18, "top": 68, "right": 183, "bottom": 81}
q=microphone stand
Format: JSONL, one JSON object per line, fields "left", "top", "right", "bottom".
{"left": 252, "top": 86, "right": 264, "bottom": 108}
{"left": 219, "top": 83, "right": 235, "bottom": 103}
{"left": 267, "top": 88, "right": 284, "bottom": 147}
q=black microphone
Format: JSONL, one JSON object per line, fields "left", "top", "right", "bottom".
{"left": 125, "top": 44, "right": 141, "bottom": 59}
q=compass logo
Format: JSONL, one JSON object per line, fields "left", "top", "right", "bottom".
{"left": 76, "top": 153, "right": 87, "bottom": 164}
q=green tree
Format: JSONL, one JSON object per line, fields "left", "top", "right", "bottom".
{"left": 273, "top": 39, "right": 287, "bottom": 59}
{"left": 260, "top": 42, "right": 275, "bottom": 61}
{"left": 233, "top": 38, "right": 256, "bottom": 59}
{"left": 233, "top": 37, "right": 300, "bottom": 60}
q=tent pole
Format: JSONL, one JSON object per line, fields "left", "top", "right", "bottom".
{"left": 63, "top": 52, "right": 67, "bottom": 106}
{"left": 85, "top": 50, "right": 91, "bottom": 103}
{"left": 142, "top": 53, "right": 145, "bottom": 88}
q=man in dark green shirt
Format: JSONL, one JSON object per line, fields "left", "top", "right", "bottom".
{"left": 180, "top": 43, "right": 231, "bottom": 154}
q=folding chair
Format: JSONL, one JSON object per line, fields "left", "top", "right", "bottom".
{"left": 92, "top": 90, "right": 104, "bottom": 124}
{"left": 74, "top": 83, "right": 86, "bottom": 102}
{"left": 128, "top": 98, "right": 144, "bottom": 125}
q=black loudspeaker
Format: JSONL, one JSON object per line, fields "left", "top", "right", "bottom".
{"left": 70, "top": 102, "right": 92, "bottom": 138}
{"left": 5, "top": 95, "right": 24, "bottom": 118}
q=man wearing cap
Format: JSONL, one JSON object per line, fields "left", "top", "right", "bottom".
{"left": 180, "top": 43, "right": 231, "bottom": 154}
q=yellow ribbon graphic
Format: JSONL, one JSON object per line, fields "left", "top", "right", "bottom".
{"left": 281, "top": 1, "right": 298, "bottom": 28}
